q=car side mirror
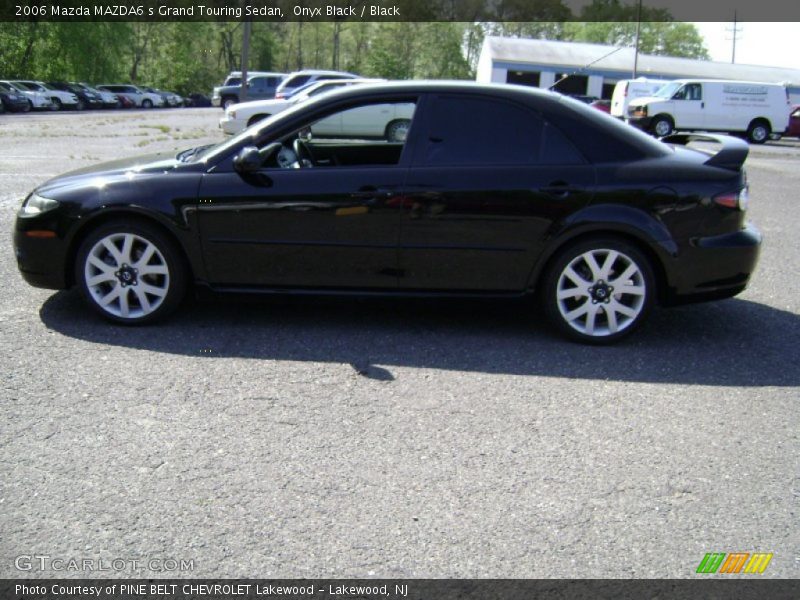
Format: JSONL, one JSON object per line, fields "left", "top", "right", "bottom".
{"left": 233, "top": 143, "right": 282, "bottom": 174}
{"left": 233, "top": 146, "right": 263, "bottom": 173}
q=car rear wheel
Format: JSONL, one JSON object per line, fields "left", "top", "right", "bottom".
{"left": 222, "top": 96, "right": 237, "bottom": 110}
{"left": 385, "top": 119, "right": 411, "bottom": 142}
{"left": 24, "top": 100, "right": 32, "bottom": 112}
{"left": 746, "top": 120, "right": 770, "bottom": 144}
{"left": 542, "top": 238, "right": 655, "bottom": 344}
{"left": 75, "top": 99, "right": 85, "bottom": 111}
{"left": 651, "top": 116, "right": 673, "bottom": 137}
{"left": 75, "top": 221, "right": 187, "bottom": 324}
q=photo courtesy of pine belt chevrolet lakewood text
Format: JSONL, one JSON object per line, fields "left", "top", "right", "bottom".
{"left": 13, "top": 82, "right": 762, "bottom": 344}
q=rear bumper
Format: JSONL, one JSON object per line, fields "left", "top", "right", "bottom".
{"left": 665, "top": 223, "right": 762, "bottom": 304}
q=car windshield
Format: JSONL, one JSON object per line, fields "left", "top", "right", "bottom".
{"left": 13, "top": 82, "right": 36, "bottom": 91}
{"left": 653, "top": 82, "right": 682, "bottom": 99}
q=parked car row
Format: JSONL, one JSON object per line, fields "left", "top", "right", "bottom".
{"left": 0, "top": 79, "right": 199, "bottom": 113}
{"left": 211, "top": 69, "right": 361, "bottom": 109}
{"left": 220, "top": 78, "right": 385, "bottom": 135}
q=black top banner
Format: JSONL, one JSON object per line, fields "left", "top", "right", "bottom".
{"left": 3, "top": 0, "right": 800, "bottom": 22}
{"left": 3, "top": 579, "right": 800, "bottom": 600}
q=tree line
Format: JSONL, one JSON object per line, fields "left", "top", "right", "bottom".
{"left": 0, "top": 3, "right": 709, "bottom": 95}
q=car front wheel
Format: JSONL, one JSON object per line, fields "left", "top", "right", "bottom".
{"left": 651, "top": 116, "right": 673, "bottom": 137}
{"left": 542, "top": 238, "right": 655, "bottom": 344}
{"left": 75, "top": 221, "right": 186, "bottom": 324}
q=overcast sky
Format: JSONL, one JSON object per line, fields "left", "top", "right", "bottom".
{"left": 693, "top": 22, "right": 800, "bottom": 70}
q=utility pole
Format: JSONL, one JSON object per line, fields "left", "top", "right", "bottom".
{"left": 726, "top": 11, "right": 742, "bottom": 64}
{"left": 240, "top": 12, "right": 251, "bottom": 102}
{"left": 632, "top": 0, "right": 642, "bottom": 78}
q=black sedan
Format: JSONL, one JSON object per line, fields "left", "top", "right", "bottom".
{"left": 0, "top": 81, "right": 31, "bottom": 112}
{"left": 13, "top": 82, "right": 761, "bottom": 343}
{"left": 47, "top": 81, "right": 104, "bottom": 110}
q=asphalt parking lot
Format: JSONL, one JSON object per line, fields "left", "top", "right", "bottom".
{"left": 1, "top": 109, "right": 798, "bottom": 579}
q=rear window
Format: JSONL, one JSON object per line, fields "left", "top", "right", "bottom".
{"left": 283, "top": 75, "right": 312, "bottom": 89}
{"left": 549, "top": 95, "right": 670, "bottom": 162}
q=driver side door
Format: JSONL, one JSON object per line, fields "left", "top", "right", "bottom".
{"left": 196, "top": 99, "right": 419, "bottom": 290}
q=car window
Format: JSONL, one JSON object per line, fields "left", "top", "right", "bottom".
{"left": 254, "top": 100, "right": 418, "bottom": 170}
{"left": 420, "top": 95, "right": 584, "bottom": 167}
{"left": 673, "top": 84, "right": 701, "bottom": 101}
{"left": 267, "top": 77, "right": 280, "bottom": 86}
{"left": 284, "top": 75, "right": 312, "bottom": 89}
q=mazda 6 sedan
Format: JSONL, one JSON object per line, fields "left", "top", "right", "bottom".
{"left": 13, "top": 82, "right": 761, "bottom": 343}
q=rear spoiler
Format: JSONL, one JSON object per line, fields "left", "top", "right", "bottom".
{"left": 662, "top": 133, "right": 749, "bottom": 171}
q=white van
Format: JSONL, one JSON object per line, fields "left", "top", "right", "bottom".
{"left": 610, "top": 78, "right": 668, "bottom": 119}
{"left": 626, "top": 79, "right": 791, "bottom": 144}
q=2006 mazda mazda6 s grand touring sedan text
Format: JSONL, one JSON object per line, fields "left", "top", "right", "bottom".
{"left": 13, "top": 82, "right": 761, "bottom": 343}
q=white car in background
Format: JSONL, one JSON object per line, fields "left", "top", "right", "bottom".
{"left": 97, "top": 84, "right": 165, "bottom": 108}
{"left": 12, "top": 80, "right": 79, "bottom": 110}
{"left": 220, "top": 78, "right": 384, "bottom": 135}
{"left": 1, "top": 80, "right": 53, "bottom": 110}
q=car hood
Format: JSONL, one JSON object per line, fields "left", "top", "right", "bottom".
{"left": 629, "top": 96, "right": 664, "bottom": 107}
{"left": 36, "top": 152, "right": 183, "bottom": 196}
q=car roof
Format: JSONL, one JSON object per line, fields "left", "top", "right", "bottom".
{"left": 288, "top": 70, "right": 358, "bottom": 77}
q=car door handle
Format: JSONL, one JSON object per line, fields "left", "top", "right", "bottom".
{"left": 351, "top": 186, "right": 394, "bottom": 202}
{"left": 540, "top": 182, "right": 582, "bottom": 197}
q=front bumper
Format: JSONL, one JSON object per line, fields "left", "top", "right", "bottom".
{"left": 625, "top": 116, "right": 652, "bottom": 131}
{"left": 211, "top": 95, "right": 222, "bottom": 107}
{"left": 219, "top": 115, "right": 240, "bottom": 136}
{"left": 665, "top": 223, "right": 762, "bottom": 304}
{"left": 13, "top": 219, "right": 70, "bottom": 290}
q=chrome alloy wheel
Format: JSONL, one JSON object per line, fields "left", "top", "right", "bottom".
{"left": 555, "top": 248, "right": 646, "bottom": 337}
{"left": 83, "top": 233, "right": 170, "bottom": 319}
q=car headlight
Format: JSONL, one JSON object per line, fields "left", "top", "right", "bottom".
{"left": 19, "top": 193, "right": 60, "bottom": 217}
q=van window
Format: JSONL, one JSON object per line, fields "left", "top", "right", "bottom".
{"left": 673, "top": 84, "right": 702, "bottom": 101}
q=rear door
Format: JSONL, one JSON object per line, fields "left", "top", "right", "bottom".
{"left": 398, "top": 93, "right": 595, "bottom": 291}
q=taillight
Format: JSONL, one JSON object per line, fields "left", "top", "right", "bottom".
{"left": 713, "top": 187, "right": 749, "bottom": 211}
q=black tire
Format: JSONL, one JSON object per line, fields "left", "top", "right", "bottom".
{"left": 650, "top": 115, "right": 674, "bottom": 138}
{"left": 385, "top": 119, "right": 411, "bottom": 142}
{"left": 541, "top": 237, "right": 656, "bottom": 344}
{"left": 24, "top": 100, "right": 32, "bottom": 113}
{"left": 142, "top": 98, "right": 153, "bottom": 109}
{"left": 51, "top": 98, "right": 61, "bottom": 111}
{"left": 75, "top": 220, "right": 187, "bottom": 325}
{"left": 222, "top": 96, "right": 238, "bottom": 110}
{"left": 746, "top": 120, "right": 770, "bottom": 144}
{"left": 75, "top": 99, "right": 85, "bottom": 111}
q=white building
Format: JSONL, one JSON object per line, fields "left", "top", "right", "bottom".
{"left": 477, "top": 37, "right": 800, "bottom": 103}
